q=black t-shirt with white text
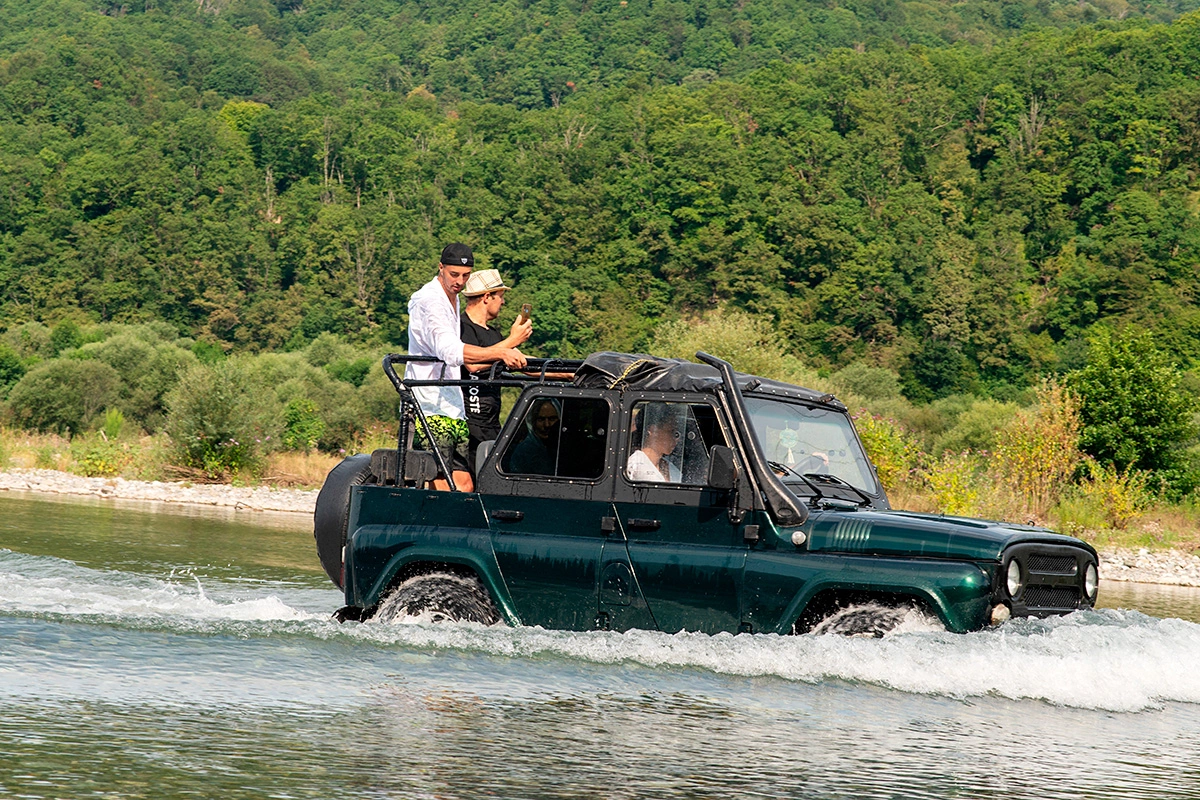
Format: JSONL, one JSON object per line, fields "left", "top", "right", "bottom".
{"left": 460, "top": 315, "right": 503, "bottom": 442}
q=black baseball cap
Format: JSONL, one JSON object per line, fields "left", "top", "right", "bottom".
{"left": 440, "top": 243, "right": 474, "bottom": 267}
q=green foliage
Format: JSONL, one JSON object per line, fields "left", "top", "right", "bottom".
{"left": 990, "top": 382, "right": 1083, "bottom": 519}
{"left": 650, "top": 309, "right": 825, "bottom": 388}
{"left": 70, "top": 432, "right": 127, "bottom": 477}
{"left": 0, "top": 3, "right": 1199, "bottom": 409}
{"left": 2, "top": 324, "right": 53, "bottom": 362}
{"left": 831, "top": 363, "right": 903, "bottom": 403}
{"left": 1076, "top": 460, "right": 1152, "bottom": 529}
{"left": 102, "top": 407, "right": 125, "bottom": 440}
{"left": 7, "top": 359, "right": 122, "bottom": 434}
{"left": 191, "top": 341, "right": 227, "bottom": 365}
{"left": 923, "top": 452, "right": 986, "bottom": 517}
{"left": 282, "top": 397, "right": 325, "bottom": 452}
{"left": 932, "top": 399, "right": 1020, "bottom": 456}
{"left": 0, "top": 343, "right": 26, "bottom": 395}
{"left": 4, "top": 0, "right": 1200, "bottom": 482}
{"left": 853, "top": 413, "right": 919, "bottom": 493}
{"left": 164, "top": 360, "right": 280, "bottom": 476}
{"left": 326, "top": 357, "right": 373, "bottom": 387}
{"left": 1067, "top": 329, "right": 1198, "bottom": 476}
{"left": 50, "top": 321, "right": 83, "bottom": 355}
{"left": 78, "top": 334, "right": 197, "bottom": 431}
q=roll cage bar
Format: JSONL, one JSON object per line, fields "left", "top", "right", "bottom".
{"left": 381, "top": 354, "right": 584, "bottom": 492}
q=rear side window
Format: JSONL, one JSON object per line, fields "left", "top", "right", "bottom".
{"left": 500, "top": 396, "right": 609, "bottom": 480}
{"left": 625, "top": 401, "right": 727, "bottom": 485}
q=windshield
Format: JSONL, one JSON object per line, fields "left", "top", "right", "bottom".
{"left": 744, "top": 396, "right": 878, "bottom": 494}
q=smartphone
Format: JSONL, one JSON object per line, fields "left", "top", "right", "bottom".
{"left": 517, "top": 303, "right": 532, "bottom": 323}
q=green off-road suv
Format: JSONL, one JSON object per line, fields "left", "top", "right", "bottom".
{"left": 314, "top": 351, "right": 1099, "bottom": 635}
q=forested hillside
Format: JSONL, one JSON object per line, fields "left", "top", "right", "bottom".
{"left": 3, "top": 0, "right": 1200, "bottom": 405}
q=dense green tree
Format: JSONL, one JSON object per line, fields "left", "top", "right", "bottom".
{"left": 1067, "top": 329, "right": 1197, "bottom": 475}
{"left": 3, "top": 0, "right": 1200, "bottom": 406}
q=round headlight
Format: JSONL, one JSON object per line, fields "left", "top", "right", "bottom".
{"left": 1084, "top": 563, "right": 1099, "bottom": 602}
{"left": 1006, "top": 559, "right": 1023, "bottom": 598}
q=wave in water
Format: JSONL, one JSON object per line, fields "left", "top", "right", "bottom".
{"left": 0, "top": 549, "right": 328, "bottom": 622}
{"left": 4, "top": 549, "right": 1200, "bottom": 712}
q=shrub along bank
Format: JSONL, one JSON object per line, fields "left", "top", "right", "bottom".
{"left": 0, "top": 321, "right": 398, "bottom": 481}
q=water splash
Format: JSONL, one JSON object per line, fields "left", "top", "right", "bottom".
{"left": 5, "top": 548, "right": 1200, "bottom": 712}
{"left": 0, "top": 550, "right": 322, "bottom": 624}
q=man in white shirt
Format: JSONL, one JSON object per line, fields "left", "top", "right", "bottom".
{"left": 406, "top": 243, "right": 527, "bottom": 491}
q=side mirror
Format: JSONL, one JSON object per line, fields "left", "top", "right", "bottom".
{"left": 707, "top": 445, "right": 738, "bottom": 491}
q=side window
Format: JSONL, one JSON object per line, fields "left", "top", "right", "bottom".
{"left": 500, "top": 396, "right": 609, "bottom": 480}
{"left": 625, "top": 402, "right": 727, "bottom": 485}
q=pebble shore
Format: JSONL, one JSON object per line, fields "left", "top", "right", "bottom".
{"left": 0, "top": 468, "right": 318, "bottom": 515}
{"left": 2, "top": 467, "right": 1198, "bottom": 587}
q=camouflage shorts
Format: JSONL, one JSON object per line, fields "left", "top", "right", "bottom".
{"left": 414, "top": 415, "right": 471, "bottom": 474}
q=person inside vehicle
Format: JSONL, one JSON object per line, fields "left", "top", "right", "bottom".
{"left": 406, "top": 243, "right": 528, "bottom": 491}
{"left": 506, "top": 398, "right": 561, "bottom": 475}
{"left": 773, "top": 425, "right": 829, "bottom": 475}
{"left": 460, "top": 268, "right": 532, "bottom": 469}
{"left": 626, "top": 403, "right": 682, "bottom": 483}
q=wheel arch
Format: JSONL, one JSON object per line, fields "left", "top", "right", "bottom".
{"left": 362, "top": 549, "right": 519, "bottom": 625}
{"left": 787, "top": 586, "right": 942, "bottom": 634}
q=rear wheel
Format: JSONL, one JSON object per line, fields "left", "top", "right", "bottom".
{"left": 373, "top": 571, "right": 501, "bottom": 625}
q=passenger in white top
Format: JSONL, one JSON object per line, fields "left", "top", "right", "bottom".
{"left": 625, "top": 406, "right": 683, "bottom": 483}
{"left": 406, "top": 243, "right": 527, "bottom": 491}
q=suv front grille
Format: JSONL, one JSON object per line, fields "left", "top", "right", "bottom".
{"left": 1022, "top": 585, "right": 1080, "bottom": 609}
{"left": 1003, "top": 542, "right": 1097, "bottom": 618}
{"left": 1027, "top": 554, "right": 1077, "bottom": 575}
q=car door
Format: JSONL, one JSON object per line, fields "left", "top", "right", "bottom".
{"left": 477, "top": 389, "right": 618, "bottom": 631}
{"left": 611, "top": 395, "right": 747, "bottom": 634}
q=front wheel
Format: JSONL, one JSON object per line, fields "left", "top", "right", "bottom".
{"left": 809, "top": 602, "right": 941, "bottom": 637}
{"left": 373, "top": 572, "right": 501, "bottom": 625}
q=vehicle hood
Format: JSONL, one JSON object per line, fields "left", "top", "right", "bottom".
{"left": 798, "top": 508, "right": 1096, "bottom": 563}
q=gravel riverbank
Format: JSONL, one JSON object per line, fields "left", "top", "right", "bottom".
{"left": 0, "top": 468, "right": 318, "bottom": 514}
{"left": 2, "top": 468, "right": 1198, "bottom": 587}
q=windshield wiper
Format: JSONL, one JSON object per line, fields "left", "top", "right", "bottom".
{"left": 769, "top": 461, "right": 867, "bottom": 509}
{"left": 802, "top": 472, "right": 873, "bottom": 506}
{"left": 768, "top": 460, "right": 824, "bottom": 499}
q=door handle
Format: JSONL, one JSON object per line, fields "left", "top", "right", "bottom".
{"left": 492, "top": 509, "right": 524, "bottom": 521}
{"left": 627, "top": 518, "right": 660, "bottom": 530}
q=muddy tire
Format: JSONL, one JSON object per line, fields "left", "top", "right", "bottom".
{"left": 313, "top": 454, "right": 374, "bottom": 588}
{"left": 373, "top": 571, "right": 501, "bottom": 625}
{"left": 809, "top": 602, "right": 939, "bottom": 638}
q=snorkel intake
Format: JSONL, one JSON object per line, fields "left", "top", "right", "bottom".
{"left": 695, "top": 351, "right": 809, "bottom": 527}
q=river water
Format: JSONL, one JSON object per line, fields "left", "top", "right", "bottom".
{"left": 3, "top": 492, "right": 1200, "bottom": 799}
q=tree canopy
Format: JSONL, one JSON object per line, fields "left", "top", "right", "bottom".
{"left": 2, "top": 0, "right": 1200, "bottom": 403}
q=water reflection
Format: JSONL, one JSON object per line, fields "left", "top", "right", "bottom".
{"left": 1099, "top": 581, "right": 1200, "bottom": 624}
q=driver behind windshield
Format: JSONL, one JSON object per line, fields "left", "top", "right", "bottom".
{"left": 772, "top": 425, "right": 829, "bottom": 475}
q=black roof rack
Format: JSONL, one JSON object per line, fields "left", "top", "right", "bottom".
{"left": 381, "top": 353, "right": 584, "bottom": 396}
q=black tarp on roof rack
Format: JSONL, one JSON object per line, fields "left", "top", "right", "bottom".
{"left": 572, "top": 351, "right": 840, "bottom": 407}
{"left": 573, "top": 352, "right": 721, "bottom": 392}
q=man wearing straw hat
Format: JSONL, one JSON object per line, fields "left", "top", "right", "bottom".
{"left": 460, "top": 268, "right": 533, "bottom": 468}
{"left": 405, "top": 244, "right": 528, "bottom": 491}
